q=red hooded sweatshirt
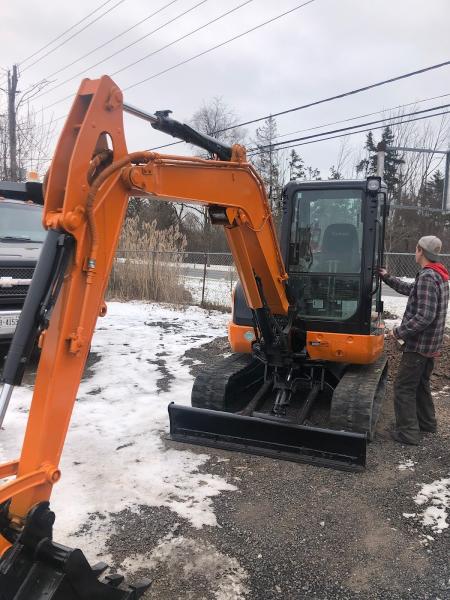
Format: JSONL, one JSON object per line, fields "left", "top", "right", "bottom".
{"left": 425, "top": 262, "right": 449, "bottom": 282}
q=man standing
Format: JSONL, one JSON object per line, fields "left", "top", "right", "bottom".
{"left": 379, "top": 236, "right": 449, "bottom": 445}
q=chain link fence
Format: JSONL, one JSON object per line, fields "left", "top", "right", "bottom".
{"left": 110, "top": 250, "right": 450, "bottom": 311}
{"left": 111, "top": 250, "right": 237, "bottom": 310}
{"left": 384, "top": 253, "right": 450, "bottom": 278}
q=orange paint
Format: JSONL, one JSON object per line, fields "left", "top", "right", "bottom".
{"left": 228, "top": 321, "right": 255, "bottom": 353}
{"left": 0, "top": 76, "right": 291, "bottom": 553}
{"left": 306, "top": 331, "right": 384, "bottom": 364}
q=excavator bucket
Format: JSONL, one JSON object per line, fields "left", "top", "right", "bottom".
{"left": 168, "top": 404, "right": 367, "bottom": 472}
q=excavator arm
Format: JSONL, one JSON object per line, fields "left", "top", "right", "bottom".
{"left": 0, "top": 76, "right": 293, "bottom": 599}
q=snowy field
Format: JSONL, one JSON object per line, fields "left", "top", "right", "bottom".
{"left": 0, "top": 302, "right": 251, "bottom": 595}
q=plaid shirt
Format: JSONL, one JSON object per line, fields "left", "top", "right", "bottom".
{"left": 383, "top": 268, "right": 449, "bottom": 356}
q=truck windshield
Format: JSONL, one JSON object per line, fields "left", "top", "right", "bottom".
{"left": 288, "top": 189, "right": 363, "bottom": 320}
{"left": 0, "top": 202, "right": 45, "bottom": 243}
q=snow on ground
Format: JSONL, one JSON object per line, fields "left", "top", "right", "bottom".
{"left": 398, "top": 460, "right": 416, "bottom": 471}
{"left": 414, "top": 478, "right": 450, "bottom": 533}
{"left": 121, "top": 534, "right": 249, "bottom": 600}
{"left": 185, "top": 275, "right": 235, "bottom": 307}
{"left": 0, "top": 302, "right": 240, "bottom": 566}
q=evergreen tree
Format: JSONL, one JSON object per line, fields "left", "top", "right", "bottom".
{"left": 306, "top": 166, "right": 321, "bottom": 180}
{"left": 288, "top": 149, "right": 306, "bottom": 180}
{"left": 423, "top": 169, "right": 445, "bottom": 209}
{"left": 329, "top": 165, "right": 342, "bottom": 180}
{"left": 252, "top": 116, "right": 282, "bottom": 213}
{"left": 356, "top": 126, "right": 404, "bottom": 201}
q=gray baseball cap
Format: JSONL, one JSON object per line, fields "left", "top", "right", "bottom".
{"left": 418, "top": 235, "right": 442, "bottom": 262}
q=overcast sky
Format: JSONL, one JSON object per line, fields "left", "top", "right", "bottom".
{"left": 2, "top": 0, "right": 450, "bottom": 177}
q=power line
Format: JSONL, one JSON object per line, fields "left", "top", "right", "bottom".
{"left": 249, "top": 102, "right": 450, "bottom": 152}
{"left": 34, "top": 0, "right": 210, "bottom": 103}
{"left": 145, "top": 56, "right": 450, "bottom": 150}
{"left": 21, "top": 0, "right": 127, "bottom": 73}
{"left": 249, "top": 109, "right": 450, "bottom": 156}
{"left": 36, "top": 0, "right": 315, "bottom": 111}
{"left": 36, "top": 0, "right": 181, "bottom": 83}
{"left": 224, "top": 58, "right": 450, "bottom": 132}
{"left": 124, "top": 0, "right": 317, "bottom": 92}
{"left": 114, "top": 0, "right": 254, "bottom": 78}
{"left": 19, "top": 0, "right": 116, "bottom": 66}
{"left": 147, "top": 90, "right": 450, "bottom": 152}
{"left": 274, "top": 91, "right": 450, "bottom": 140}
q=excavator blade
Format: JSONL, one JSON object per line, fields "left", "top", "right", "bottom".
{"left": 168, "top": 404, "right": 366, "bottom": 471}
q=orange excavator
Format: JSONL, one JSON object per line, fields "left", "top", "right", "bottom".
{"left": 0, "top": 76, "right": 388, "bottom": 598}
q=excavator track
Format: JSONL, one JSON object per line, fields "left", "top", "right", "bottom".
{"left": 330, "top": 353, "right": 388, "bottom": 441}
{"left": 191, "top": 353, "right": 264, "bottom": 412}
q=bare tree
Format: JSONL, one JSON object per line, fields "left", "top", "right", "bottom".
{"left": 0, "top": 65, "right": 54, "bottom": 180}
{"left": 191, "top": 96, "right": 246, "bottom": 151}
{"left": 181, "top": 97, "right": 247, "bottom": 251}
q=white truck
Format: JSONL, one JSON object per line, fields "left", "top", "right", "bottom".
{"left": 0, "top": 181, "right": 45, "bottom": 342}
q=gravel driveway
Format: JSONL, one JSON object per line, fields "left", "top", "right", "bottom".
{"left": 2, "top": 331, "right": 449, "bottom": 600}
{"left": 104, "top": 336, "right": 450, "bottom": 600}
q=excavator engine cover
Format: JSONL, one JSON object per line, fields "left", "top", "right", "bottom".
{"left": 168, "top": 404, "right": 366, "bottom": 471}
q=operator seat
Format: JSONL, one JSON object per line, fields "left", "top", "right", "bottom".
{"left": 312, "top": 223, "right": 360, "bottom": 273}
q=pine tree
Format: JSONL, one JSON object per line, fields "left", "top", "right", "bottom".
{"left": 423, "top": 169, "right": 444, "bottom": 209}
{"left": 288, "top": 149, "right": 306, "bottom": 180}
{"left": 252, "top": 116, "right": 282, "bottom": 213}
{"left": 356, "top": 126, "right": 404, "bottom": 201}
{"left": 329, "top": 166, "right": 342, "bottom": 180}
{"left": 306, "top": 166, "right": 321, "bottom": 180}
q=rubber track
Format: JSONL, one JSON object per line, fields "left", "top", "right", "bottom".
{"left": 329, "top": 353, "right": 388, "bottom": 440}
{"left": 191, "top": 353, "right": 264, "bottom": 412}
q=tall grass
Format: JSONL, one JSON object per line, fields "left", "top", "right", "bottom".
{"left": 108, "top": 216, "right": 190, "bottom": 303}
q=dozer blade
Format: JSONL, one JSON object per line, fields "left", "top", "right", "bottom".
{"left": 168, "top": 404, "right": 366, "bottom": 471}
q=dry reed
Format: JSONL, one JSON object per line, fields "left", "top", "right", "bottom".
{"left": 108, "top": 216, "right": 190, "bottom": 303}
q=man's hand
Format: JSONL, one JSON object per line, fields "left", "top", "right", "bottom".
{"left": 377, "top": 266, "right": 388, "bottom": 278}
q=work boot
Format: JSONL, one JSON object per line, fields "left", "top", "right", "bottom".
{"left": 390, "top": 430, "right": 419, "bottom": 446}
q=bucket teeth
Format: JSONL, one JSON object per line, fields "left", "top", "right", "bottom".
{"left": 105, "top": 573, "right": 126, "bottom": 587}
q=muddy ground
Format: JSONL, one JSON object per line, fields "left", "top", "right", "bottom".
{"left": 2, "top": 336, "right": 449, "bottom": 599}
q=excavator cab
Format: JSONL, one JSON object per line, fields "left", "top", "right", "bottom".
{"left": 170, "top": 178, "right": 389, "bottom": 471}
{"left": 230, "top": 178, "right": 386, "bottom": 356}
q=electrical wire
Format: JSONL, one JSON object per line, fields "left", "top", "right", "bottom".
{"left": 249, "top": 102, "right": 450, "bottom": 152}
{"left": 36, "top": 0, "right": 181, "bottom": 83}
{"left": 222, "top": 59, "right": 450, "bottom": 131}
{"left": 113, "top": 0, "right": 254, "bottom": 78}
{"left": 21, "top": 0, "right": 127, "bottom": 74}
{"left": 124, "top": 0, "right": 317, "bottom": 92}
{"left": 35, "top": 0, "right": 314, "bottom": 111}
{"left": 18, "top": 0, "right": 117, "bottom": 66}
{"left": 274, "top": 91, "right": 450, "bottom": 140}
{"left": 148, "top": 90, "right": 450, "bottom": 152}
{"left": 37, "top": 105, "right": 450, "bottom": 164}
{"left": 34, "top": 0, "right": 210, "bottom": 103}
{"left": 248, "top": 109, "right": 450, "bottom": 156}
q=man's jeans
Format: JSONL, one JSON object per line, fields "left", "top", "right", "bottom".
{"left": 394, "top": 351, "right": 437, "bottom": 444}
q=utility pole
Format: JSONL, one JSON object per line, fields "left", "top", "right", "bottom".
{"left": 7, "top": 64, "right": 18, "bottom": 181}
